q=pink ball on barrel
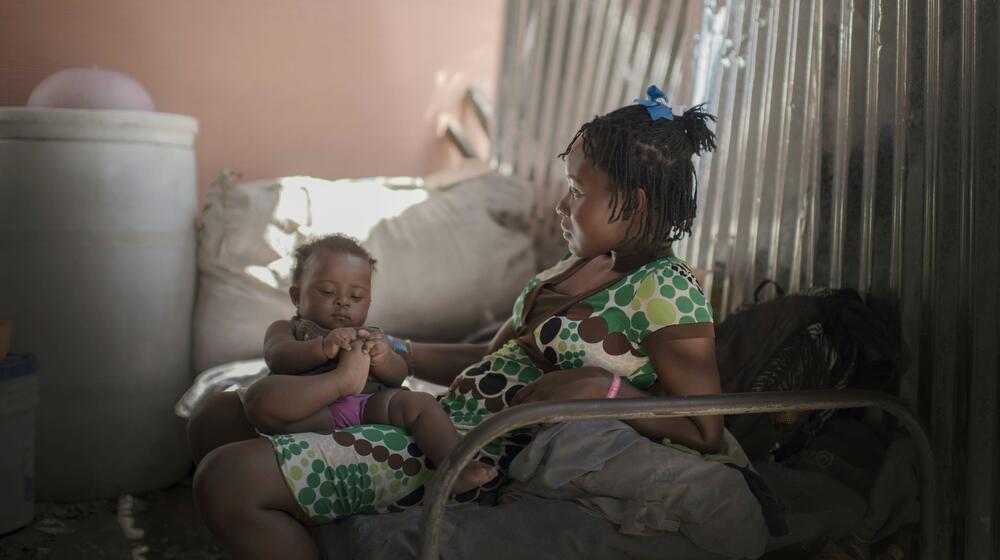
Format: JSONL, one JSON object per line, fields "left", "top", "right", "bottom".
{"left": 26, "top": 66, "right": 155, "bottom": 111}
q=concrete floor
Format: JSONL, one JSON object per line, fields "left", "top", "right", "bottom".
{"left": 0, "top": 476, "right": 223, "bottom": 560}
{"left": 0, "top": 475, "right": 915, "bottom": 560}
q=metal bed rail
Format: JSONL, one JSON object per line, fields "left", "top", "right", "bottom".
{"left": 418, "top": 389, "right": 936, "bottom": 560}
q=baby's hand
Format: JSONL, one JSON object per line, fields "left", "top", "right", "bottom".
{"left": 320, "top": 327, "right": 358, "bottom": 360}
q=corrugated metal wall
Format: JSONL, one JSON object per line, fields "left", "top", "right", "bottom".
{"left": 493, "top": 1, "right": 999, "bottom": 557}
{"left": 493, "top": 0, "right": 705, "bottom": 269}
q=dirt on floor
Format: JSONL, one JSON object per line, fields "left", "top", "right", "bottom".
{"left": 0, "top": 476, "right": 224, "bottom": 560}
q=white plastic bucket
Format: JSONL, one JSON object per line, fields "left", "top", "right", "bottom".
{"left": 0, "top": 108, "right": 198, "bottom": 499}
{"left": 0, "top": 354, "right": 39, "bottom": 534}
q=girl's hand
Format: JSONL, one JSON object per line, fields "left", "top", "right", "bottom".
{"left": 358, "top": 327, "right": 391, "bottom": 368}
{"left": 320, "top": 327, "right": 358, "bottom": 360}
{"left": 509, "top": 367, "right": 615, "bottom": 406}
{"left": 359, "top": 327, "right": 408, "bottom": 385}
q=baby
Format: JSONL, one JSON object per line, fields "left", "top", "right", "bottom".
{"left": 244, "top": 234, "right": 497, "bottom": 494}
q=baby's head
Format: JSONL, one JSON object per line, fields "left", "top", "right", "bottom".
{"left": 558, "top": 96, "right": 716, "bottom": 257}
{"left": 289, "top": 234, "right": 377, "bottom": 330}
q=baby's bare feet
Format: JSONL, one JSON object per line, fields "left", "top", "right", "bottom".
{"left": 450, "top": 461, "right": 498, "bottom": 495}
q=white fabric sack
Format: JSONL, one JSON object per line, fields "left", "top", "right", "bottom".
{"left": 192, "top": 168, "right": 536, "bottom": 374}
{"left": 174, "top": 358, "right": 269, "bottom": 418}
{"left": 174, "top": 358, "right": 448, "bottom": 419}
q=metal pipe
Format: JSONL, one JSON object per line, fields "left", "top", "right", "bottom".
{"left": 716, "top": 0, "right": 761, "bottom": 315}
{"left": 888, "top": 0, "right": 909, "bottom": 296}
{"left": 790, "top": 0, "right": 823, "bottom": 292}
{"left": 958, "top": 1, "right": 987, "bottom": 555}
{"left": 738, "top": 0, "right": 781, "bottom": 304}
{"left": 568, "top": 0, "right": 610, "bottom": 136}
{"left": 491, "top": 0, "right": 520, "bottom": 170}
{"left": 666, "top": 0, "right": 702, "bottom": 102}
{"left": 922, "top": 0, "right": 944, "bottom": 551}
{"left": 418, "top": 390, "right": 936, "bottom": 560}
{"left": 515, "top": 0, "right": 550, "bottom": 181}
{"left": 766, "top": 0, "right": 801, "bottom": 284}
{"left": 830, "top": 0, "right": 855, "bottom": 288}
{"left": 529, "top": 0, "right": 570, "bottom": 193}
{"left": 588, "top": 0, "right": 625, "bottom": 117}
{"left": 859, "top": 0, "right": 883, "bottom": 294}
{"left": 603, "top": 0, "right": 641, "bottom": 110}
{"left": 686, "top": 0, "right": 739, "bottom": 280}
{"left": 647, "top": 0, "right": 685, "bottom": 95}
{"left": 544, "top": 1, "right": 589, "bottom": 195}
{"left": 804, "top": 0, "right": 825, "bottom": 289}
{"left": 622, "top": 0, "right": 660, "bottom": 107}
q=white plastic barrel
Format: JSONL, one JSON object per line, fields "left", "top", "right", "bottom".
{"left": 0, "top": 354, "right": 39, "bottom": 534}
{"left": 0, "top": 108, "right": 198, "bottom": 499}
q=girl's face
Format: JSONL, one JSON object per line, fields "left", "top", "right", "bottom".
{"left": 290, "top": 249, "right": 372, "bottom": 330}
{"left": 556, "top": 141, "right": 636, "bottom": 258}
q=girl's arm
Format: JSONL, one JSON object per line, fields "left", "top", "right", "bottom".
{"left": 361, "top": 329, "right": 408, "bottom": 387}
{"left": 409, "top": 317, "right": 517, "bottom": 386}
{"left": 616, "top": 332, "right": 724, "bottom": 452}
{"left": 244, "top": 344, "right": 370, "bottom": 434}
{"left": 510, "top": 331, "right": 724, "bottom": 454}
{"left": 486, "top": 318, "right": 517, "bottom": 353}
{"left": 263, "top": 320, "right": 327, "bottom": 375}
{"left": 371, "top": 351, "right": 408, "bottom": 387}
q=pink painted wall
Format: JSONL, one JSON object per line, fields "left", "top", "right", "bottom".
{"left": 0, "top": 0, "right": 501, "bottom": 201}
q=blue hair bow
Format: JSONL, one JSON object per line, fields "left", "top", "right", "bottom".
{"left": 634, "top": 85, "right": 673, "bottom": 121}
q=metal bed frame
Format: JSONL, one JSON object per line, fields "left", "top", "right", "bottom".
{"left": 418, "top": 389, "right": 936, "bottom": 560}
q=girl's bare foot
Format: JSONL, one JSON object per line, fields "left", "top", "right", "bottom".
{"left": 450, "top": 461, "right": 498, "bottom": 495}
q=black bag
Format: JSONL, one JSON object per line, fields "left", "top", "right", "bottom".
{"left": 715, "top": 281, "right": 897, "bottom": 462}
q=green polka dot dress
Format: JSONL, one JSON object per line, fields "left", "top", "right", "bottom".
{"left": 265, "top": 255, "right": 712, "bottom": 522}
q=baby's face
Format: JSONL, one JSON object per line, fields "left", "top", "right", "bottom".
{"left": 293, "top": 249, "right": 372, "bottom": 330}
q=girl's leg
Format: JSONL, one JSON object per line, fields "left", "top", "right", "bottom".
{"left": 187, "top": 391, "right": 259, "bottom": 464}
{"left": 364, "top": 390, "right": 497, "bottom": 494}
{"left": 193, "top": 438, "right": 320, "bottom": 560}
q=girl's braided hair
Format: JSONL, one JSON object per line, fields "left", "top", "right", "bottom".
{"left": 558, "top": 103, "right": 717, "bottom": 253}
